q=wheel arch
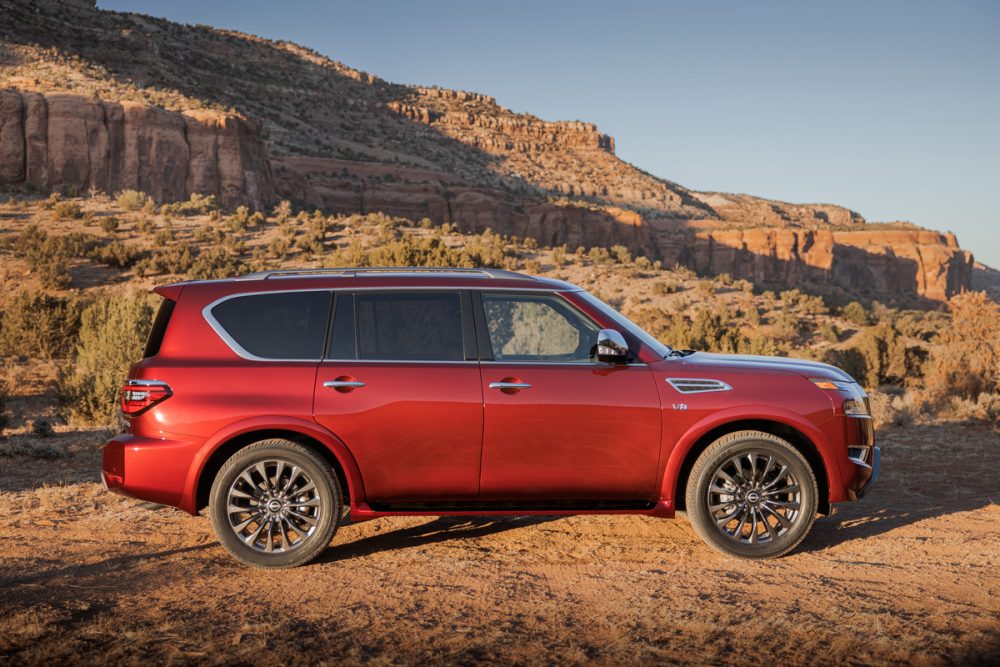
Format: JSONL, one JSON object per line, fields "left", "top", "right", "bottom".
{"left": 666, "top": 415, "right": 834, "bottom": 516}
{"left": 182, "top": 417, "right": 365, "bottom": 515}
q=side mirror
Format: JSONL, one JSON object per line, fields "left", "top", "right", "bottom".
{"left": 595, "top": 329, "right": 629, "bottom": 363}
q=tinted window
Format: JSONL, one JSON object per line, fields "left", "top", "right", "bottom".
{"left": 354, "top": 292, "right": 464, "bottom": 361}
{"left": 143, "top": 297, "right": 175, "bottom": 358}
{"left": 482, "top": 293, "right": 598, "bottom": 362}
{"left": 211, "top": 291, "right": 332, "bottom": 360}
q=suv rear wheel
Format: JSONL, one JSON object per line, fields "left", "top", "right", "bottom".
{"left": 686, "top": 430, "right": 818, "bottom": 559}
{"left": 209, "top": 439, "right": 341, "bottom": 568}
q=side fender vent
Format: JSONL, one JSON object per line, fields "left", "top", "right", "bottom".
{"left": 666, "top": 378, "right": 733, "bottom": 394}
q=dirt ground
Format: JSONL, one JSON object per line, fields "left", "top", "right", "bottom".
{"left": 1, "top": 422, "right": 998, "bottom": 666}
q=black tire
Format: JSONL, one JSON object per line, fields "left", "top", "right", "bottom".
{"left": 685, "top": 430, "right": 818, "bottom": 559}
{"left": 209, "top": 439, "right": 341, "bottom": 568}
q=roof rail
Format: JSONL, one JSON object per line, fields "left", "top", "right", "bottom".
{"left": 234, "top": 267, "right": 529, "bottom": 281}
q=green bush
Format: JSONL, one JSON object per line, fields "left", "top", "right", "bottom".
{"left": 58, "top": 292, "right": 156, "bottom": 427}
{"left": 53, "top": 201, "right": 83, "bottom": 220}
{"left": 0, "top": 291, "right": 83, "bottom": 359}
{"left": 116, "top": 190, "right": 149, "bottom": 211}
{"left": 843, "top": 301, "right": 870, "bottom": 326}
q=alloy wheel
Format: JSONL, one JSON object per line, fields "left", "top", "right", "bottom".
{"left": 706, "top": 451, "right": 802, "bottom": 545}
{"left": 226, "top": 459, "right": 322, "bottom": 553}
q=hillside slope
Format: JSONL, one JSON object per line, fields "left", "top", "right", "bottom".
{"left": 0, "top": 0, "right": 974, "bottom": 304}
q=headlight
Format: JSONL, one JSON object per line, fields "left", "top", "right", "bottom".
{"left": 843, "top": 399, "right": 869, "bottom": 416}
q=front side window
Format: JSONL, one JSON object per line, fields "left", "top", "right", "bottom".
{"left": 354, "top": 292, "right": 465, "bottom": 361}
{"left": 210, "top": 291, "right": 332, "bottom": 360}
{"left": 481, "top": 293, "right": 599, "bottom": 362}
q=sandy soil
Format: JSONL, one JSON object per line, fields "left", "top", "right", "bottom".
{"left": 1, "top": 422, "right": 998, "bottom": 666}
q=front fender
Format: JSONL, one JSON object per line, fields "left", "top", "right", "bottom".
{"left": 179, "top": 415, "right": 367, "bottom": 514}
{"left": 658, "top": 405, "right": 843, "bottom": 505}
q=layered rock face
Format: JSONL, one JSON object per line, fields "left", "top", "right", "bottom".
{"left": 677, "top": 227, "right": 973, "bottom": 304}
{"left": 0, "top": 90, "right": 272, "bottom": 208}
{"left": 0, "top": 0, "right": 976, "bottom": 303}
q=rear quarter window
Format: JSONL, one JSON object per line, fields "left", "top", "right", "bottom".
{"left": 143, "top": 297, "right": 175, "bottom": 358}
{"left": 209, "top": 291, "right": 332, "bottom": 360}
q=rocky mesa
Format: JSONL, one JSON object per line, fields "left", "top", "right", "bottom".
{"left": 0, "top": 0, "right": 975, "bottom": 304}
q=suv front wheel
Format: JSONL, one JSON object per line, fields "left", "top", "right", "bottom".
{"left": 686, "top": 430, "right": 818, "bottom": 559}
{"left": 209, "top": 439, "right": 342, "bottom": 568}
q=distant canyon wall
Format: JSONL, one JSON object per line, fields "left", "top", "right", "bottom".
{"left": 0, "top": 90, "right": 272, "bottom": 208}
{"left": 0, "top": 90, "right": 972, "bottom": 303}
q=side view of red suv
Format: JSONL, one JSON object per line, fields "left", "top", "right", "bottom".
{"left": 104, "top": 267, "right": 879, "bottom": 567}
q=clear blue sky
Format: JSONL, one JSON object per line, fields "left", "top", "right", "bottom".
{"left": 99, "top": 0, "right": 1000, "bottom": 267}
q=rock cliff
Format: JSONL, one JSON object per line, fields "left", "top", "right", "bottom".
{"left": 0, "top": 90, "right": 272, "bottom": 208}
{"left": 0, "top": 0, "right": 977, "bottom": 304}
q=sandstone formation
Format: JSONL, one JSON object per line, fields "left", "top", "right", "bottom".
{"left": 676, "top": 227, "right": 973, "bottom": 304}
{"left": 0, "top": 90, "right": 272, "bottom": 208}
{"left": 0, "top": 0, "right": 977, "bottom": 303}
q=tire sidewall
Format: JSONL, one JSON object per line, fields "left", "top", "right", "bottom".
{"left": 688, "top": 435, "right": 817, "bottom": 559}
{"left": 209, "top": 442, "right": 340, "bottom": 568}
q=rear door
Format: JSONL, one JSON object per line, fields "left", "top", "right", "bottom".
{"left": 313, "top": 290, "right": 484, "bottom": 502}
{"left": 476, "top": 291, "right": 662, "bottom": 501}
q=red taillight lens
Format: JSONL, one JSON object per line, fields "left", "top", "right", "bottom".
{"left": 121, "top": 380, "right": 171, "bottom": 416}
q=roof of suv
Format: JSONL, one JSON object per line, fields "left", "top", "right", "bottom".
{"left": 158, "top": 267, "right": 581, "bottom": 297}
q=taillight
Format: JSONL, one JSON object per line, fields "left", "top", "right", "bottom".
{"left": 121, "top": 380, "right": 172, "bottom": 416}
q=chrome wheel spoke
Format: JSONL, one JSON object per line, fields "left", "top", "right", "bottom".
{"left": 707, "top": 451, "right": 801, "bottom": 546}
{"left": 761, "top": 504, "right": 793, "bottom": 529}
{"left": 227, "top": 459, "right": 322, "bottom": 554}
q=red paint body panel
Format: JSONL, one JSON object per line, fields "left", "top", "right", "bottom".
{"left": 479, "top": 363, "right": 661, "bottom": 499}
{"left": 313, "top": 361, "right": 484, "bottom": 500}
{"left": 103, "top": 272, "right": 877, "bottom": 525}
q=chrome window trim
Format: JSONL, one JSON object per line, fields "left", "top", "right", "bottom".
{"left": 203, "top": 286, "right": 587, "bottom": 363}
{"left": 202, "top": 288, "right": 333, "bottom": 363}
{"left": 480, "top": 360, "right": 646, "bottom": 367}
{"left": 321, "top": 359, "right": 480, "bottom": 365}
{"left": 666, "top": 378, "right": 734, "bottom": 394}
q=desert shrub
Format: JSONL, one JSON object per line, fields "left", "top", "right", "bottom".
{"left": 923, "top": 291, "right": 1000, "bottom": 403}
{"left": 588, "top": 246, "right": 611, "bottom": 265}
{"left": 53, "top": 200, "right": 83, "bottom": 220}
{"left": 90, "top": 240, "right": 143, "bottom": 268}
{"left": 819, "top": 322, "right": 840, "bottom": 343}
{"left": 551, "top": 244, "right": 568, "bottom": 267}
{"left": 188, "top": 246, "right": 242, "bottom": 280}
{"left": 733, "top": 279, "right": 754, "bottom": 293}
{"left": 867, "top": 390, "right": 921, "bottom": 429}
{"left": 939, "top": 393, "right": 1000, "bottom": 422}
{"left": 168, "top": 193, "right": 218, "bottom": 217}
{"left": 652, "top": 280, "right": 678, "bottom": 296}
{"left": 843, "top": 301, "right": 870, "bottom": 326}
{"left": 855, "top": 322, "right": 911, "bottom": 388}
{"left": 116, "top": 190, "right": 149, "bottom": 211}
{"left": 696, "top": 280, "right": 715, "bottom": 297}
{"left": 100, "top": 216, "right": 119, "bottom": 234}
{"left": 0, "top": 291, "right": 83, "bottom": 359}
{"left": 610, "top": 245, "right": 632, "bottom": 264}
{"left": 58, "top": 292, "right": 156, "bottom": 427}
{"left": 821, "top": 347, "right": 867, "bottom": 384}
{"left": 15, "top": 225, "right": 73, "bottom": 288}
{"left": 30, "top": 419, "right": 54, "bottom": 437}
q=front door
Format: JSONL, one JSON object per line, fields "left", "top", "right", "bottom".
{"left": 476, "top": 291, "right": 662, "bottom": 501}
{"left": 313, "top": 290, "right": 483, "bottom": 502}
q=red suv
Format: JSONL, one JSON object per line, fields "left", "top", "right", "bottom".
{"left": 103, "top": 268, "right": 879, "bottom": 567}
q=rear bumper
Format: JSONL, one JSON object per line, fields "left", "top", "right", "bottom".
{"left": 102, "top": 433, "right": 202, "bottom": 511}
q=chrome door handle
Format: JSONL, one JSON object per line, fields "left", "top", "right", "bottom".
{"left": 489, "top": 382, "right": 532, "bottom": 390}
{"left": 324, "top": 380, "right": 366, "bottom": 389}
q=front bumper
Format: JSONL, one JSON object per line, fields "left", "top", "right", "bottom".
{"left": 845, "top": 445, "right": 881, "bottom": 500}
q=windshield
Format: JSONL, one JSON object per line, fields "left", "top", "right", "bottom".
{"left": 576, "top": 291, "right": 672, "bottom": 359}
